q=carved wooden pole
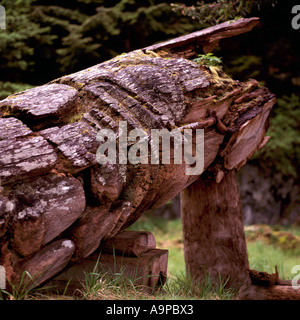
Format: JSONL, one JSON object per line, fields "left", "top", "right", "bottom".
{"left": 1, "top": 18, "right": 296, "bottom": 299}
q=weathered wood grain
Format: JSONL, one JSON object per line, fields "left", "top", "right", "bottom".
{"left": 10, "top": 174, "right": 85, "bottom": 256}
{"left": 0, "top": 118, "right": 58, "bottom": 185}
{"left": 0, "top": 19, "right": 277, "bottom": 293}
{"left": 223, "top": 98, "right": 276, "bottom": 170}
{"left": 0, "top": 117, "right": 32, "bottom": 140}
{"left": 40, "top": 121, "right": 99, "bottom": 173}
{"left": 0, "top": 84, "right": 79, "bottom": 130}
{"left": 50, "top": 247, "right": 168, "bottom": 294}
{"left": 67, "top": 206, "right": 115, "bottom": 260}
{"left": 144, "top": 17, "right": 260, "bottom": 57}
{"left": 100, "top": 230, "right": 156, "bottom": 257}
{"left": 13, "top": 239, "right": 75, "bottom": 290}
{"left": 181, "top": 170, "right": 250, "bottom": 289}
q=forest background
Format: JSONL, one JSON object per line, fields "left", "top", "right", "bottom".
{"left": 0, "top": 0, "right": 299, "bottom": 226}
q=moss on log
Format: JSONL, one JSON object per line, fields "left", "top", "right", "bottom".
{"left": 0, "top": 19, "right": 277, "bottom": 293}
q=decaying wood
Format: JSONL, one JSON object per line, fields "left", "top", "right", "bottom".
{"left": 100, "top": 230, "right": 156, "bottom": 257}
{"left": 48, "top": 232, "right": 167, "bottom": 295}
{"left": 181, "top": 170, "right": 251, "bottom": 289}
{"left": 238, "top": 285, "right": 300, "bottom": 300}
{"left": 222, "top": 96, "right": 276, "bottom": 170}
{"left": 0, "top": 84, "right": 80, "bottom": 130}
{"left": 11, "top": 239, "right": 75, "bottom": 291}
{"left": 248, "top": 267, "right": 279, "bottom": 286}
{"left": 39, "top": 122, "right": 99, "bottom": 173}
{"left": 144, "top": 17, "right": 260, "bottom": 58}
{"left": 0, "top": 117, "right": 58, "bottom": 185}
{"left": 238, "top": 269, "right": 300, "bottom": 300}
{"left": 11, "top": 174, "right": 86, "bottom": 255}
{"left": 0, "top": 18, "right": 278, "bottom": 295}
{"left": 52, "top": 250, "right": 168, "bottom": 295}
{"left": 92, "top": 249, "right": 168, "bottom": 292}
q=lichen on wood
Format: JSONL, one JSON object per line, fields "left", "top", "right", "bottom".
{"left": 0, "top": 18, "right": 277, "bottom": 292}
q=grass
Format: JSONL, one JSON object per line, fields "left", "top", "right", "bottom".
{"left": 72, "top": 263, "right": 235, "bottom": 301}
{"left": 1, "top": 213, "right": 299, "bottom": 300}
{"left": 0, "top": 270, "right": 54, "bottom": 301}
{"left": 79, "top": 264, "right": 149, "bottom": 300}
{"left": 127, "top": 215, "right": 186, "bottom": 277}
{"left": 128, "top": 214, "right": 300, "bottom": 282}
{"left": 247, "top": 240, "right": 300, "bottom": 279}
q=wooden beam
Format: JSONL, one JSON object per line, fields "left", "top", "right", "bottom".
{"left": 143, "top": 17, "right": 260, "bottom": 57}
{"left": 48, "top": 248, "right": 168, "bottom": 295}
{"left": 100, "top": 230, "right": 156, "bottom": 257}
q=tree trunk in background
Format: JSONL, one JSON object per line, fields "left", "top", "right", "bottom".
{"left": 181, "top": 170, "right": 250, "bottom": 289}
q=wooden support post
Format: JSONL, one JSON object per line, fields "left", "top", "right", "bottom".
{"left": 180, "top": 170, "right": 250, "bottom": 289}
{"left": 181, "top": 171, "right": 300, "bottom": 299}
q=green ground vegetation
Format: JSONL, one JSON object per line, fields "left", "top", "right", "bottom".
{"left": 1, "top": 215, "right": 299, "bottom": 300}
{"left": 128, "top": 215, "right": 300, "bottom": 281}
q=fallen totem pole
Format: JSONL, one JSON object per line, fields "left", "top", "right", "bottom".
{"left": 0, "top": 17, "right": 298, "bottom": 299}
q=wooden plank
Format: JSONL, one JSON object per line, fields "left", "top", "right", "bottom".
{"left": 13, "top": 239, "right": 75, "bottom": 291}
{"left": 100, "top": 231, "right": 156, "bottom": 257}
{"left": 143, "top": 18, "right": 260, "bottom": 56}
{"left": 49, "top": 248, "right": 168, "bottom": 295}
